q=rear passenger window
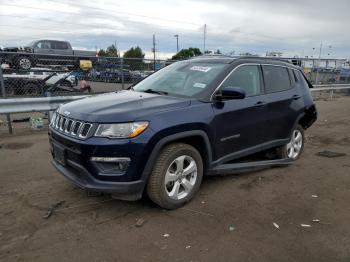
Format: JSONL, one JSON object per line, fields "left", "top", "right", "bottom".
{"left": 221, "top": 65, "right": 261, "bottom": 97}
{"left": 54, "top": 42, "right": 69, "bottom": 49}
{"left": 262, "top": 65, "right": 291, "bottom": 93}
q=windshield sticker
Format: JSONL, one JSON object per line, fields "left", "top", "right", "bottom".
{"left": 193, "top": 83, "right": 206, "bottom": 88}
{"left": 190, "top": 66, "right": 212, "bottom": 72}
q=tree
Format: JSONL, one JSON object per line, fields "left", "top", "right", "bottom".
{"left": 98, "top": 49, "right": 106, "bottom": 56}
{"left": 171, "top": 47, "right": 202, "bottom": 60}
{"left": 123, "top": 46, "right": 145, "bottom": 70}
{"left": 123, "top": 46, "right": 145, "bottom": 59}
{"left": 214, "top": 49, "right": 222, "bottom": 54}
{"left": 106, "top": 44, "right": 118, "bottom": 57}
{"left": 97, "top": 44, "right": 119, "bottom": 57}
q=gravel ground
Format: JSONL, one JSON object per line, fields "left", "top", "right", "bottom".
{"left": 0, "top": 97, "right": 349, "bottom": 262}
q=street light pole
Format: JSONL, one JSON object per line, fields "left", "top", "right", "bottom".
{"left": 315, "top": 42, "right": 322, "bottom": 84}
{"left": 315, "top": 42, "right": 332, "bottom": 84}
{"left": 174, "top": 34, "right": 179, "bottom": 53}
{"left": 203, "top": 24, "right": 207, "bottom": 54}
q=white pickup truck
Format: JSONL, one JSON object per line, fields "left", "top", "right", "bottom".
{"left": 0, "top": 40, "right": 97, "bottom": 70}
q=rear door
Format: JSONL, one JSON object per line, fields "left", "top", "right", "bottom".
{"left": 262, "top": 65, "right": 304, "bottom": 142}
{"left": 52, "top": 41, "right": 72, "bottom": 56}
{"left": 211, "top": 64, "right": 269, "bottom": 162}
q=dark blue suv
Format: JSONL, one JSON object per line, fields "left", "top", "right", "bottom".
{"left": 49, "top": 56, "right": 317, "bottom": 209}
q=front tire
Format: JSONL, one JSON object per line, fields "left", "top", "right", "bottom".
{"left": 277, "top": 125, "right": 305, "bottom": 160}
{"left": 147, "top": 143, "right": 203, "bottom": 209}
{"left": 16, "top": 56, "right": 33, "bottom": 70}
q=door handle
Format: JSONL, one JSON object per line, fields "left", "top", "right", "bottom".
{"left": 292, "top": 94, "right": 301, "bottom": 100}
{"left": 254, "top": 101, "right": 267, "bottom": 107}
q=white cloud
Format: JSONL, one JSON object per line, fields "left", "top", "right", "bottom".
{"left": 0, "top": 0, "right": 349, "bottom": 58}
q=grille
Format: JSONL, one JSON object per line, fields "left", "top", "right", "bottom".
{"left": 50, "top": 113, "right": 93, "bottom": 139}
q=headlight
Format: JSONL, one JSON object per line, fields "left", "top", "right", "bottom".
{"left": 95, "top": 122, "right": 149, "bottom": 138}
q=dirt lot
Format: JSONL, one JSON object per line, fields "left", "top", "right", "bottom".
{"left": 0, "top": 97, "right": 350, "bottom": 262}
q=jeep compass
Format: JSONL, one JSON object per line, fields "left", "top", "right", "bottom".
{"left": 49, "top": 56, "right": 317, "bottom": 209}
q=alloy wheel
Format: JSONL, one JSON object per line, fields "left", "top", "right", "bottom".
{"left": 164, "top": 155, "right": 198, "bottom": 200}
{"left": 287, "top": 129, "right": 303, "bottom": 159}
{"left": 19, "top": 58, "right": 31, "bottom": 70}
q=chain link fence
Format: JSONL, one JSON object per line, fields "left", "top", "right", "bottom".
{"left": 0, "top": 51, "right": 177, "bottom": 98}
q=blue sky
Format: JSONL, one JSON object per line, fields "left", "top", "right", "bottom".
{"left": 0, "top": 0, "right": 349, "bottom": 59}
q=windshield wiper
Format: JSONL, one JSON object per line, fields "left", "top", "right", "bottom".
{"left": 143, "top": 88, "right": 168, "bottom": 95}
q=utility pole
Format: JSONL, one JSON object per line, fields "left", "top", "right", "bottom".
{"left": 114, "top": 40, "right": 118, "bottom": 57}
{"left": 152, "top": 34, "right": 156, "bottom": 70}
{"left": 315, "top": 42, "right": 323, "bottom": 84}
{"left": 203, "top": 24, "right": 206, "bottom": 54}
{"left": 174, "top": 34, "right": 179, "bottom": 53}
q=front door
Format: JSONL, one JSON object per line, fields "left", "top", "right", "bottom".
{"left": 211, "top": 64, "right": 268, "bottom": 162}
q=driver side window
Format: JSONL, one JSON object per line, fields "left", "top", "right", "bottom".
{"left": 221, "top": 65, "right": 262, "bottom": 97}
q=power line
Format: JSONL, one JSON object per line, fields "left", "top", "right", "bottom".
{"left": 0, "top": 14, "right": 202, "bottom": 35}
{"left": 50, "top": 0, "right": 201, "bottom": 26}
{"left": 1, "top": 2, "right": 201, "bottom": 27}
{"left": 0, "top": 15, "right": 140, "bottom": 35}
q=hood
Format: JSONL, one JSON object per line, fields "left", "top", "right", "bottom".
{"left": 58, "top": 90, "right": 191, "bottom": 123}
{"left": 3, "top": 47, "right": 19, "bottom": 52}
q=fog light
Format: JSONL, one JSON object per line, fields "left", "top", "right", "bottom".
{"left": 91, "top": 157, "right": 130, "bottom": 174}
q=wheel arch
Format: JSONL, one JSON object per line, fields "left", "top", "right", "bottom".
{"left": 141, "top": 130, "right": 212, "bottom": 185}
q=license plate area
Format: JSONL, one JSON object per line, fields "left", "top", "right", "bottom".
{"left": 53, "top": 143, "right": 66, "bottom": 166}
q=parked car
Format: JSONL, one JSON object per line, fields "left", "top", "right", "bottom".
{"left": 3, "top": 71, "right": 80, "bottom": 96}
{"left": 0, "top": 40, "right": 97, "bottom": 70}
{"left": 49, "top": 56, "right": 317, "bottom": 209}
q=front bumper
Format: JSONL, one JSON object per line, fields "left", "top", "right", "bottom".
{"left": 49, "top": 127, "right": 156, "bottom": 199}
{"left": 52, "top": 159, "right": 144, "bottom": 196}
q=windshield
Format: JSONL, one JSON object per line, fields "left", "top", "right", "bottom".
{"left": 133, "top": 61, "right": 227, "bottom": 98}
{"left": 26, "top": 41, "right": 36, "bottom": 47}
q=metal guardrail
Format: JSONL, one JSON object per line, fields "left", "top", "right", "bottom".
{"left": 312, "top": 84, "right": 350, "bottom": 91}
{"left": 0, "top": 95, "right": 88, "bottom": 114}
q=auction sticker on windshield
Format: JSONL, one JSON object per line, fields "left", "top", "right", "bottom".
{"left": 193, "top": 83, "right": 206, "bottom": 88}
{"left": 190, "top": 66, "right": 211, "bottom": 72}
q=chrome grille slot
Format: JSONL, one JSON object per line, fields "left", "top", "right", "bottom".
{"left": 57, "top": 116, "right": 63, "bottom": 129}
{"left": 79, "top": 123, "right": 92, "bottom": 138}
{"left": 65, "top": 119, "right": 73, "bottom": 133}
{"left": 55, "top": 115, "right": 61, "bottom": 129}
{"left": 49, "top": 113, "right": 57, "bottom": 127}
{"left": 61, "top": 118, "right": 67, "bottom": 131}
{"left": 73, "top": 122, "right": 81, "bottom": 135}
{"left": 50, "top": 113, "right": 93, "bottom": 140}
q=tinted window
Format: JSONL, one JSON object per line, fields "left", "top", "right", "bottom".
{"left": 36, "top": 41, "right": 51, "bottom": 49}
{"left": 54, "top": 41, "right": 69, "bottom": 49}
{"left": 288, "top": 68, "right": 296, "bottom": 86}
{"left": 262, "top": 65, "right": 291, "bottom": 93}
{"left": 221, "top": 65, "right": 261, "bottom": 97}
{"left": 294, "top": 70, "right": 311, "bottom": 89}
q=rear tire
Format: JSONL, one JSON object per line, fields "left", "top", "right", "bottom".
{"left": 277, "top": 125, "right": 305, "bottom": 160}
{"left": 147, "top": 143, "right": 203, "bottom": 210}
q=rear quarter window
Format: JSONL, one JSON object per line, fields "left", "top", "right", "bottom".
{"left": 293, "top": 69, "right": 312, "bottom": 89}
{"left": 54, "top": 41, "right": 69, "bottom": 49}
{"left": 262, "top": 65, "right": 291, "bottom": 93}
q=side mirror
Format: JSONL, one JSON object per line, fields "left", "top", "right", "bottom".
{"left": 215, "top": 86, "right": 246, "bottom": 101}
